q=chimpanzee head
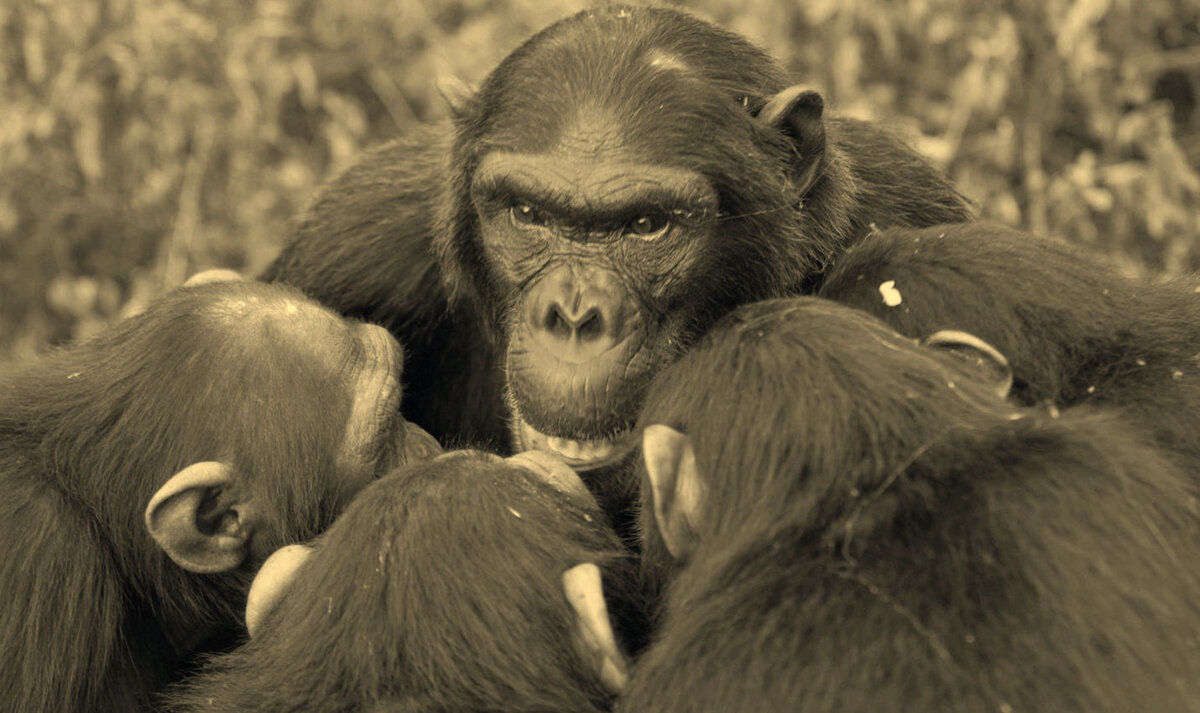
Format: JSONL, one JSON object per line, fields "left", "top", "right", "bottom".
{"left": 164, "top": 450, "right": 637, "bottom": 713}
{"left": 436, "top": 6, "right": 831, "bottom": 471}
{"left": 135, "top": 280, "right": 441, "bottom": 580}
{"left": 0, "top": 276, "right": 442, "bottom": 710}
{"left": 633, "top": 297, "right": 1015, "bottom": 572}
{"left": 6, "top": 276, "right": 439, "bottom": 588}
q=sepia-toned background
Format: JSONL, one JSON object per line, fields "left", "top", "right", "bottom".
{"left": 2, "top": 0, "right": 1197, "bottom": 360}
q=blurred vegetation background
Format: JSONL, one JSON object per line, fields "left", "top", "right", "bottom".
{"left": 1, "top": 0, "right": 1198, "bottom": 359}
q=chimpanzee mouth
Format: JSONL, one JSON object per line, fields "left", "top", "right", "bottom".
{"left": 515, "top": 418, "right": 635, "bottom": 471}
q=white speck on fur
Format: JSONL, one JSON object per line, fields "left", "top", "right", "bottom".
{"left": 879, "top": 280, "right": 903, "bottom": 307}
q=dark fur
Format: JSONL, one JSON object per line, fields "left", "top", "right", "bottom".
{"left": 262, "top": 6, "right": 971, "bottom": 455}
{"left": 622, "top": 298, "right": 1200, "bottom": 713}
{"left": 819, "top": 223, "right": 1200, "bottom": 465}
{"left": 0, "top": 282, "right": 400, "bottom": 713}
{"left": 164, "top": 455, "right": 643, "bottom": 713}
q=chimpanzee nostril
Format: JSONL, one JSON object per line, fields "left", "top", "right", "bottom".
{"left": 576, "top": 309, "right": 604, "bottom": 341}
{"left": 543, "top": 303, "right": 605, "bottom": 341}
{"left": 544, "top": 304, "right": 574, "bottom": 339}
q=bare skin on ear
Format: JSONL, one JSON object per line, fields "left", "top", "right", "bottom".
{"left": 435, "top": 75, "right": 476, "bottom": 116}
{"left": 924, "top": 329, "right": 1014, "bottom": 400}
{"left": 757, "top": 85, "right": 826, "bottom": 196}
{"left": 183, "top": 269, "right": 244, "bottom": 287}
{"left": 245, "top": 544, "right": 314, "bottom": 637}
{"left": 641, "top": 424, "right": 704, "bottom": 561}
{"left": 144, "top": 461, "right": 255, "bottom": 574}
{"left": 563, "top": 562, "right": 628, "bottom": 694}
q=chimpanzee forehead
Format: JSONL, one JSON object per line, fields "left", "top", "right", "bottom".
{"left": 478, "top": 23, "right": 768, "bottom": 161}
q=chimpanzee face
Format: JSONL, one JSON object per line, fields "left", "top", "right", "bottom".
{"left": 449, "top": 8, "right": 818, "bottom": 471}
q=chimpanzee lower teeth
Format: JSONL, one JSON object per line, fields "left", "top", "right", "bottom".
{"left": 545, "top": 436, "right": 617, "bottom": 462}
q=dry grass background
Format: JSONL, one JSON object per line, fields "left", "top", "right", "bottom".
{"left": 1, "top": 0, "right": 1197, "bottom": 360}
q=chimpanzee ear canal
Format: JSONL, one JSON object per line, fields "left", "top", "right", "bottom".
{"left": 563, "top": 562, "right": 629, "bottom": 695}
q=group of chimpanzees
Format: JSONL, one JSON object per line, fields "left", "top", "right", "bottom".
{"left": 3, "top": 6, "right": 1199, "bottom": 713}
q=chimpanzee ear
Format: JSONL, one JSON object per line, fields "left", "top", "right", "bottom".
{"left": 924, "top": 329, "right": 1014, "bottom": 400}
{"left": 183, "top": 269, "right": 244, "bottom": 286}
{"left": 642, "top": 424, "right": 704, "bottom": 561}
{"left": 756, "top": 85, "right": 827, "bottom": 196}
{"left": 435, "top": 76, "right": 477, "bottom": 118}
{"left": 563, "top": 562, "right": 628, "bottom": 695}
{"left": 144, "top": 461, "right": 260, "bottom": 574}
{"left": 245, "top": 544, "right": 314, "bottom": 638}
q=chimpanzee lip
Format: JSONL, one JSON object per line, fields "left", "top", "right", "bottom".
{"left": 516, "top": 417, "right": 635, "bottom": 471}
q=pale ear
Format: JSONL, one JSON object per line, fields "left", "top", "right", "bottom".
{"left": 924, "top": 329, "right": 1014, "bottom": 400}
{"left": 402, "top": 421, "right": 444, "bottom": 463}
{"left": 756, "top": 85, "right": 826, "bottom": 196}
{"left": 642, "top": 424, "right": 704, "bottom": 560}
{"left": 184, "top": 269, "right": 244, "bottom": 286}
{"left": 563, "top": 563, "right": 628, "bottom": 695}
{"left": 245, "top": 544, "right": 313, "bottom": 638}
{"left": 435, "top": 75, "right": 476, "bottom": 117}
{"left": 144, "top": 461, "right": 259, "bottom": 574}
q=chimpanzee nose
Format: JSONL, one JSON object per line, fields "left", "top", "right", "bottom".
{"left": 544, "top": 300, "right": 605, "bottom": 342}
{"left": 525, "top": 266, "right": 627, "bottom": 359}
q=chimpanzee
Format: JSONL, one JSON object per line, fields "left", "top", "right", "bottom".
{"left": 621, "top": 298, "right": 1200, "bottom": 713}
{"left": 163, "top": 450, "right": 642, "bottom": 713}
{"left": 818, "top": 223, "right": 1200, "bottom": 466}
{"left": 0, "top": 279, "right": 441, "bottom": 713}
{"left": 262, "top": 6, "right": 972, "bottom": 480}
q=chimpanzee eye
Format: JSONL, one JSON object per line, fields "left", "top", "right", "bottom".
{"left": 510, "top": 204, "right": 546, "bottom": 227}
{"left": 625, "top": 214, "right": 671, "bottom": 239}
